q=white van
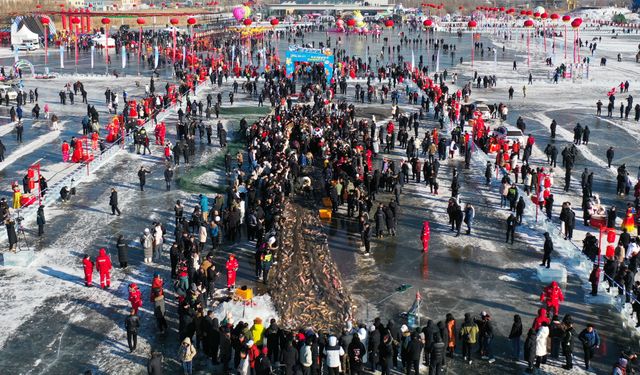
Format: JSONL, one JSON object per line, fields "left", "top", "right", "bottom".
{"left": 14, "top": 41, "right": 39, "bottom": 51}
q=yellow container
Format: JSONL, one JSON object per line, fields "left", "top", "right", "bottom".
{"left": 322, "top": 197, "right": 333, "bottom": 207}
{"left": 235, "top": 287, "right": 253, "bottom": 301}
{"left": 319, "top": 209, "right": 332, "bottom": 220}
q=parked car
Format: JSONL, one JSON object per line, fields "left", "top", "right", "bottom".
{"left": 0, "top": 84, "right": 19, "bottom": 100}
{"left": 492, "top": 124, "right": 524, "bottom": 144}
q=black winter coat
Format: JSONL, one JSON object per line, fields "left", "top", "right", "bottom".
{"left": 109, "top": 191, "right": 118, "bottom": 206}
{"left": 430, "top": 342, "right": 445, "bottom": 364}
{"left": 562, "top": 327, "right": 576, "bottom": 353}
{"left": 219, "top": 333, "right": 232, "bottom": 361}
{"left": 407, "top": 339, "right": 424, "bottom": 361}
{"left": 147, "top": 352, "right": 163, "bottom": 374}
{"left": 117, "top": 237, "right": 128, "bottom": 263}
{"left": 524, "top": 334, "right": 536, "bottom": 362}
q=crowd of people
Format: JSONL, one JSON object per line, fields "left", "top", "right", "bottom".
{"left": 3, "top": 18, "right": 640, "bottom": 375}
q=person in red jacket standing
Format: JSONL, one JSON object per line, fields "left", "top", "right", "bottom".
{"left": 128, "top": 283, "right": 142, "bottom": 314}
{"left": 226, "top": 254, "right": 238, "bottom": 290}
{"left": 82, "top": 254, "right": 94, "bottom": 287}
{"left": 95, "top": 248, "right": 112, "bottom": 289}
{"left": 540, "top": 281, "right": 565, "bottom": 316}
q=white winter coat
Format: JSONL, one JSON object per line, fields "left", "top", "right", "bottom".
{"left": 199, "top": 225, "right": 207, "bottom": 243}
{"left": 323, "top": 336, "right": 344, "bottom": 369}
{"left": 535, "top": 326, "right": 549, "bottom": 356}
{"left": 154, "top": 227, "right": 163, "bottom": 247}
{"left": 300, "top": 344, "right": 312, "bottom": 367}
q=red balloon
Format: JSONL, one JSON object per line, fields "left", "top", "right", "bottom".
{"left": 346, "top": 19, "right": 356, "bottom": 27}
{"left": 571, "top": 18, "right": 582, "bottom": 28}
{"left": 468, "top": 20, "right": 477, "bottom": 28}
{"left": 170, "top": 18, "right": 179, "bottom": 25}
{"left": 524, "top": 19, "right": 534, "bottom": 28}
{"left": 136, "top": 17, "right": 146, "bottom": 25}
{"left": 562, "top": 15, "right": 571, "bottom": 22}
{"left": 40, "top": 17, "right": 50, "bottom": 25}
{"left": 101, "top": 17, "right": 110, "bottom": 25}
{"left": 243, "top": 18, "right": 252, "bottom": 26}
{"left": 270, "top": 18, "right": 279, "bottom": 26}
{"left": 187, "top": 17, "right": 197, "bottom": 25}
{"left": 423, "top": 19, "right": 433, "bottom": 27}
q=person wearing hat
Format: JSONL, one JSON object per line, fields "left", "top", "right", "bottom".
{"left": 250, "top": 317, "right": 265, "bottom": 347}
{"left": 225, "top": 254, "right": 239, "bottom": 290}
{"left": 141, "top": 228, "right": 154, "bottom": 263}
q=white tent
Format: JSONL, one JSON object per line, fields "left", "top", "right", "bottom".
{"left": 11, "top": 25, "right": 39, "bottom": 47}
{"left": 92, "top": 34, "right": 115, "bottom": 48}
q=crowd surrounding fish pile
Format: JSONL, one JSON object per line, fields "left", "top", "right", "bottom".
{"left": 269, "top": 201, "right": 355, "bottom": 332}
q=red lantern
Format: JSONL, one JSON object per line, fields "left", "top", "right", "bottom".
{"left": 607, "top": 229, "right": 616, "bottom": 243}
{"left": 606, "top": 245, "right": 615, "bottom": 258}
{"left": 71, "top": 16, "right": 80, "bottom": 24}
{"left": 136, "top": 17, "right": 145, "bottom": 25}
{"left": 468, "top": 20, "right": 477, "bottom": 28}
{"left": 187, "top": 17, "right": 197, "bottom": 25}
{"left": 520, "top": 10, "right": 527, "bottom": 15}
{"left": 423, "top": 19, "right": 433, "bottom": 27}
{"left": 524, "top": 19, "right": 534, "bottom": 28}
{"left": 41, "top": 17, "right": 50, "bottom": 25}
{"left": 562, "top": 15, "right": 571, "bottom": 23}
{"left": 170, "top": 18, "right": 179, "bottom": 25}
{"left": 499, "top": 6, "right": 505, "bottom": 11}
{"left": 101, "top": 17, "right": 110, "bottom": 25}
{"left": 270, "top": 18, "right": 279, "bottom": 26}
{"left": 243, "top": 18, "right": 252, "bottom": 26}
{"left": 36, "top": 4, "right": 42, "bottom": 8}
{"left": 571, "top": 18, "right": 582, "bottom": 28}
{"left": 384, "top": 19, "right": 394, "bottom": 28}
{"left": 526, "top": 10, "right": 533, "bottom": 16}
{"left": 550, "top": 13, "right": 559, "bottom": 21}
{"left": 533, "top": 12, "right": 540, "bottom": 18}
{"left": 346, "top": 19, "right": 356, "bottom": 27}
{"left": 541, "top": 12, "right": 548, "bottom": 20}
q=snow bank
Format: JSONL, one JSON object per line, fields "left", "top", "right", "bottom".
{"left": 572, "top": 6, "right": 639, "bottom": 22}
{"left": 213, "top": 294, "right": 279, "bottom": 325}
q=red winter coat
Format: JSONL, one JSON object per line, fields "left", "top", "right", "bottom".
{"left": 540, "top": 282, "right": 564, "bottom": 308}
{"left": 83, "top": 257, "right": 94, "bottom": 276}
{"left": 532, "top": 308, "right": 550, "bottom": 330}
{"left": 248, "top": 344, "right": 260, "bottom": 368}
{"left": 95, "top": 248, "right": 112, "bottom": 274}
{"left": 129, "top": 285, "right": 142, "bottom": 310}
{"left": 226, "top": 256, "right": 238, "bottom": 286}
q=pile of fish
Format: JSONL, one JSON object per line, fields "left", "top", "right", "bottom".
{"left": 269, "top": 201, "right": 355, "bottom": 332}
